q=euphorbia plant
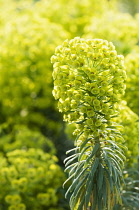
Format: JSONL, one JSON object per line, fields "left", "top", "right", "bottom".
{"left": 51, "top": 37, "right": 126, "bottom": 209}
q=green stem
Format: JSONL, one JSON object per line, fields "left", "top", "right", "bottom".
{"left": 94, "top": 136, "right": 102, "bottom": 158}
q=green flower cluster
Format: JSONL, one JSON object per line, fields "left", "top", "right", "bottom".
{"left": 115, "top": 101, "right": 139, "bottom": 166}
{"left": 5, "top": 194, "right": 25, "bottom": 210}
{"left": 124, "top": 50, "right": 139, "bottom": 115}
{"left": 84, "top": 11, "right": 138, "bottom": 55}
{"left": 0, "top": 1, "right": 69, "bottom": 140}
{"left": 0, "top": 125, "right": 56, "bottom": 154}
{"left": 52, "top": 37, "right": 126, "bottom": 141}
{"left": 0, "top": 148, "right": 65, "bottom": 210}
{"left": 34, "top": 0, "right": 116, "bottom": 37}
{"left": 65, "top": 100, "right": 139, "bottom": 167}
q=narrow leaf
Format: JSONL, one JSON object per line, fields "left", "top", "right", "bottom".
{"left": 97, "top": 163, "right": 104, "bottom": 191}
{"left": 85, "top": 158, "right": 99, "bottom": 208}
{"left": 70, "top": 173, "right": 89, "bottom": 209}
{"left": 65, "top": 155, "right": 79, "bottom": 167}
{"left": 78, "top": 145, "right": 91, "bottom": 161}
{"left": 80, "top": 137, "right": 92, "bottom": 151}
{"left": 64, "top": 153, "right": 78, "bottom": 164}
{"left": 66, "top": 147, "right": 79, "bottom": 154}
{"left": 86, "top": 143, "right": 100, "bottom": 164}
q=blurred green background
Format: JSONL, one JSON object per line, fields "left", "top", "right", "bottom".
{"left": 0, "top": 0, "right": 139, "bottom": 209}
